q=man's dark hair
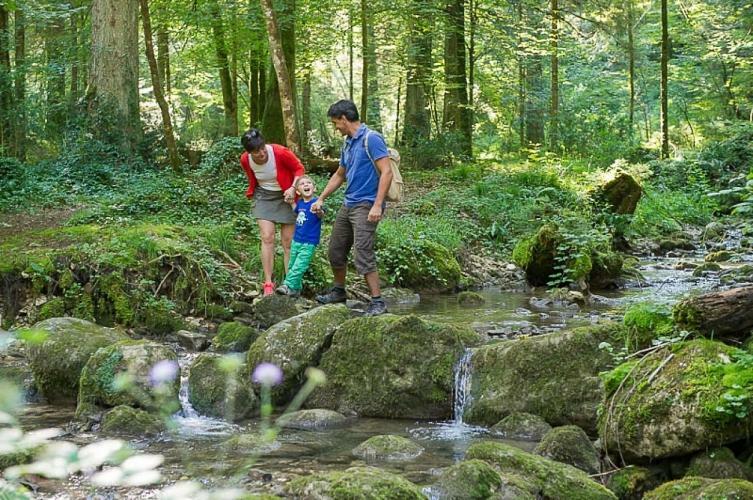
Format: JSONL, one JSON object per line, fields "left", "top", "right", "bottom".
{"left": 327, "top": 100, "right": 359, "bottom": 122}
{"left": 241, "top": 128, "right": 266, "bottom": 152}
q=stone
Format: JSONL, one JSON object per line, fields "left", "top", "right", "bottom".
{"left": 685, "top": 447, "right": 753, "bottom": 481}
{"left": 703, "top": 221, "right": 726, "bottom": 241}
{"left": 512, "top": 224, "right": 560, "bottom": 287}
{"left": 457, "top": 291, "right": 485, "bottom": 306}
{"left": 491, "top": 412, "right": 552, "bottom": 441}
{"left": 100, "top": 405, "right": 166, "bottom": 435}
{"left": 599, "top": 339, "right": 753, "bottom": 462}
{"left": 428, "top": 459, "right": 512, "bottom": 500}
{"left": 175, "top": 330, "right": 208, "bottom": 351}
{"left": 592, "top": 169, "right": 642, "bottom": 215}
{"left": 465, "top": 322, "right": 626, "bottom": 433}
{"left": 24, "top": 317, "right": 127, "bottom": 404}
{"left": 381, "top": 287, "right": 420, "bottom": 305}
{"left": 307, "top": 314, "right": 480, "bottom": 419}
{"left": 247, "top": 304, "right": 351, "bottom": 405}
{"left": 75, "top": 339, "right": 179, "bottom": 420}
{"left": 286, "top": 466, "right": 424, "bottom": 499}
{"left": 606, "top": 466, "right": 663, "bottom": 500}
{"left": 466, "top": 441, "right": 616, "bottom": 499}
{"left": 535, "top": 425, "right": 600, "bottom": 474}
{"left": 706, "top": 250, "right": 734, "bottom": 263}
{"left": 275, "top": 409, "right": 348, "bottom": 430}
{"left": 211, "top": 321, "right": 258, "bottom": 352}
{"left": 644, "top": 477, "right": 753, "bottom": 499}
{"left": 692, "top": 262, "right": 721, "bottom": 276}
{"left": 188, "top": 353, "right": 256, "bottom": 421}
{"left": 352, "top": 435, "right": 424, "bottom": 462}
{"left": 252, "top": 294, "right": 306, "bottom": 329}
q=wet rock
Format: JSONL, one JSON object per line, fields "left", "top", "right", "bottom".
{"left": 465, "top": 322, "right": 626, "bottom": 433}
{"left": 223, "top": 433, "right": 281, "bottom": 454}
{"left": 692, "top": 262, "right": 722, "bottom": 276}
{"left": 673, "top": 286, "right": 753, "bottom": 339}
{"left": 100, "top": 405, "right": 166, "bottom": 435}
{"left": 457, "top": 291, "right": 485, "bottom": 306}
{"left": 286, "top": 466, "right": 424, "bottom": 499}
{"left": 674, "top": 261, "right": 698, "bottom": 270}
{"left": 276, "top": 409, "right": 348, "bottom": 430}
{"left": 428, "top": 459, "right": 511, "bottom": 499}
{"left": 229, "top": 300, "right": 254, "bottom": 315}
{"left": 24, "top": 317, "right": 127, "bottom": 404}
{"left": 211, "top": 321, "right": 259, "bottom": 352}
{"left": 685, "top": 447, "right": 753, "bottom": 480}
{"left": 599, "top": 340, "right": 753, "bottom": 462}
{"left": 592, "top": 169, "right": 642, "bottom": 215}
{"left": 307, "top": 315, "right": 480, "bottom": 419}
{"left": 535, "top": 425, "right": 600, "bottom": 474}
{"left": 644, "top": 477, "right": 753, "bottom": 499}
{"left": 605, "top": 466, "right": 663, "bottom": 500}
{"left": 76, "top": 339, "right": 179, "bottom": 420}
{"left": 512, "top": 224, "right": 559, "bottom": 287}
{"left": 188, "top": 353, "right": 256, "bottom": 421}
{"left": 0, "top": 448, "right": 35, "bottom": 470}
{"left": 176, "top": 330, "right": 208, "bottom": 351}
{"left": 381, "top": 287, "right": 420, "bottom": 305}
{"left": 352, "top": 435, "right": 424, "bottom": 462}
{"left": 396, "top": 240, "right": 462, "bottom": 292}
{"left": 466, "top": 441, "right": 616, "bottom": 499}
{"left": 703, "top": 221, "right": 727, "bottom": 241}
{"left": 658, "top": 238, "right": 696, "bottom": 253}
{"left": 247, "top": 304, "right": 351, "bottom": 405}
{"left": 706, "top": 250, "right": 734, "bottom": 263}
{"left": 491, "top": 412, "right": 552, "bottom": 441}
{"left": 252, "top": 294, "right": 307, "bottom": 329}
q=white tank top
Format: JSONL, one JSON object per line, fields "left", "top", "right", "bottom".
{"left": 250, "top": 145, "right": 280, "bottom": 191}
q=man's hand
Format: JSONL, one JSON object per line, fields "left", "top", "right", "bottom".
{"left": 368, "top": 205, "right": 383, "bottom": 222}
{"left": 311, "top": 198, "right": 324, "bottom": 215}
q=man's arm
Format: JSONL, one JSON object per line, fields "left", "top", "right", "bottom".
{"left": 311, "top": 166, "right": 346, "bottom": 214}
{"left": 368, "top": 157, "right": 392, "bottom": 222}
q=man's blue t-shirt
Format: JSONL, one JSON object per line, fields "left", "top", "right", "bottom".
{"left": 293, "top": 197, "right": 322, "bottom": 245}
{"left": 340, "top": 124, "right": 389, "bottom": 207}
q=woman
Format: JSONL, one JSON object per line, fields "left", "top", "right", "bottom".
{"left": 240, "top": 129, "right": 305, "bottom": 296}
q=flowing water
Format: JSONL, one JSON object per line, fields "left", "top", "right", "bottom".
{"left": 8, "top": 250, "right": 748, "bottom": 497}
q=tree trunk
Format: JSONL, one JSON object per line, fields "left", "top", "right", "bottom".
{"left": 88, "top": 0, "right": 141, "bottom": 152}
{"left": 140, "top": 0, "right": 180, "bottom": 172}
{"left": 210, "top": 1, "right": 238, "bottom": 136}
{"left": 442, "top": 0, "right": 471, "bottom": 157}
{"left": 0, "top": 5, "right": 10, "bottom": 151}
{"left": 360, "top": 0, "right": 368, "bottom": 123}
{"left": 517, "top": 0, "right": 525, "bottom": 148}
{"left": 402, "top": 3, "right": 432, "bottom": 149}
{"left": 157, "top": 26, "right": 170, "bottom": 94}
{"left": 525, "top": 56, "right": 544, "bottom": 147}
{"left": 302, "top": 69, "right": 311, "bottom": 142}
{"left": 365, "top": 22, "right": 382, "bottom": 131}
{"left": 14, "top": 8, "right": 25, "bottom": 160}
{"left": 394, "top": 75, "right": 402, "bottom": 145}
{"left": 549, "top": 0, "right": 559, "bottom": 150}
{"left": 249, "top": 53, "right": 260, "bottom": 127}
{"left": 46, "top": 16, "right": 67, "bottom": 136}
{"left": 260, "top": 0, "right": 300, "bottom": 153}
{"left": 468, "top": 0, "right": 475, "bottom": 110}
{"left": 674, "top": 286, "right": 753, "bottom": 340}
{"left": 626, "top": 0, "right": 635, "bottom": 130}
{"left": 69, "top": 11, "right": 79, "bottom": 110}
{"left": 660, "top": 0, "right": 669, "bottom": 159}
{"left": 260, "top": 0, "right": 294, "bottom": 146}
{"left": 348, "top": 8, "right": 354, "bottom": 101}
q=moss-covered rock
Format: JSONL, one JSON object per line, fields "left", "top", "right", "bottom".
{"left": 599, "top": 339, "right": 753, "bottom": 462}
{"left": 100, "top": 405, "right": 166, "bottom": 435}
{"left": 381, "top": 239, "right": 462, "bottom": 292}
{"left": 592, "top": 170, "right": 642, "bottom": 215}
{"left": 352, "top": 435, "right": 424, "bottom": 462}
{"left": 512, "top": 224, "right": 560, "bottom": 287}
{"left": 222, "top": 433, "right": 281, "bottom": 454}
{"left": 24, "top": 317, "right": 127, "bottom": 404}
{"left": 535, "top": 425, "right": 600, "bottom": 474}
{"left": 247, "top": 304, "right": 350, "bottom": 405}
{"left": 76, "top": 339, "right": 179, "bottom": 420}
{"left": 457, "top": 291, "right": 485, "bottom": 306}
{"left": 188, "top": 353, "right": 256, "bottom": 421}
{"left": 692, "top": 262, "right": 722, "bottom": 276}
{"left": 0, "top": 449, "right": 35, "bottom": 470}
{"left": 275, "top": 409, "right": 347, "bottom": 430}
{"left": 644, "top": 477, "right": 753, "bottom": 499}
{"left": 211, "top": 322, "right": 258, "bottom": 352}
{"left": 590, "top": 251, "right": 625, "bottom": 290}
{"left": 703, "top": 221, "right": 727, "bottom": 241}
{"left": 307, "top": 314, "right": 480, "bottom": 419}
{"left": 428, "top": 459, "right": 510, "bottom": 500}
{"left": 706, "top": 250, "right": 734, "bottom": 263}
{"left": 606, "top": 466, "right": 663, "bottom": 500}
{"left": 622, "top": 302, "right": 675, "bottom": 351}
{"left": 466, "top": 441, "right": 616, "bottom": 499}
{"left": 37, "top": 298, "right": 66, "bottom": 322}
{"left": 686, "top": 447, "right": 753, "bottom": 480}
{"left": 658, "top": 238, "right": 696, "bottom": 252}
{"left": 286, "top": 466, "right": 424, "bottom": 499}
{"left": 252, "top": 294, "right": 306, "bottom": 329}
{"left": 465, "top": 322, "right": 626, "bottom": 433}
{"left": 490, "top": 412, "right": 552, "bottom": 441}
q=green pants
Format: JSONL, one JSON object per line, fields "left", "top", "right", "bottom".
{"left": 284, "top": 241, "right": 317, "bottom": 291}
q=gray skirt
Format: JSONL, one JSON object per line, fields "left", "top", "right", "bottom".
{"left": 252, "top": 187, "right": 296, "bottom": 224}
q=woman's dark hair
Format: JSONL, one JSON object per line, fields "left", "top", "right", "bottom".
{"left": 327, "top": 100, "right": 359, "bottom": 122}
{"left": 241, "top": 128, "right": 266, "bottom": 152}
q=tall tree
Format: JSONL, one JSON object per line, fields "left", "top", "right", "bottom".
{"left": 0, "top": 4, "right": 11, "bottom": 152}
{"left": 140, "top": 0, "right": 180, "bottom": 171}
{"left": 360, "top": 0, "right": 368, "bottom": 123}
{"left": 210, "top": 0, "right": 238, "bottom": 136}
{"left": 261, "top": 0, "right": 295, "bottom": 146}
{"left": 660, "top": 0, "right": 669, "bottom": 158}
{"left": 549, "top": 0, "right": 559, "bottom": 150}
{"left": 14, "top": 7, "right": 26, "bottom": 160}
{"left": 87, "top": 0, "right": 141, "bottom": 151}
{"left": 46, "top": 13, "right": 66, "bottom": 136}
{"left": 157, "top": 26, "right": 170, "bottom": 94}
{"left": 260, "top": 0, "right": 300, "bottom": 153}
{"left": 626, "top": 0, "right": 635, "bottom": 129}
{"left": 365, "top": 21, "right": 382, "bottom": 131}
{"left": 402, "top": 3, "right": 433, "bottom": 149}
{"left": 442, "top": 0, "right": 471, "bottom": 156}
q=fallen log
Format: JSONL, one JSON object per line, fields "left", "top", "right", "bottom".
{"left": 673, "top": 285, "right": 753, "bottom": 339}
{"left": 302, "top": 156, "right": 339, "bottom": 174}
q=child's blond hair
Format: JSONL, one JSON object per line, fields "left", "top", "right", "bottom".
{"left": 295, "top": 175, "right": 315, "bottom": 190}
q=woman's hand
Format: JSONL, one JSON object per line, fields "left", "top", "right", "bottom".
{"left": 283, "top": 186, "right": 296, "bottom": 203}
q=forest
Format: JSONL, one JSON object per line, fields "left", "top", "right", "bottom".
{"left": 1, "top": 0, "right": 753, "bottom": 498}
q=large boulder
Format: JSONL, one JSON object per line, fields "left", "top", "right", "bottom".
{"left": 491, "top": 412, "right": 552, "bottom": 441}
{"left": 465, "top": 323, "right": 625, "bottom": 433}
{"left": 100, "top": 405, "right": 166, "bottom": 435}
{"left": 592, "top": 169, "right": 642, "bottom": 215}
{"left": 512, "top": 224, "right": 560, "bottom": 287}
{"left": 466, "top": 441, "right": 616, "bottom": 499}
{"left": 606, "top": 466, "right": 663, "bottom": 500}
{"left": 286, "top": 466, "right": 424, "bottom": 499}
{"left": 427, "top": 459, "right": 514, "bottom": 500}
{"left": 535, "top": 425, "right": 600, "bottom": 474}
{"left": 307, "top": 314, "right": 480, "bottom": 419}
{"left": 644, "top": 477, "right": 753, "bottom": 499}
{"left": 275, "top": 409, "right": 348, "bottom": 430}
{"left": 599, "top": 339, "right": 753, "bottom": 462}
{"left": 211, "top": 321, "right": 259, "bottom": 352}
{"left": 76, "top": 339, "right": 179, "bottom": 419}
{"left": 246, "top": 304, "right": 351, "bottom": 405}
{"left": 24, "top": 317, "right": 127, "bottom": 404}
{"left": 252, "top": 295, "right": 307, "bottom": 329}
{"left": 685, "top": 447, "right": 753, "bottom": 481}
{"left": 352, "top": 435, "right": 424, "bottom": 462}
{"left": 188, "top": 353, "right": 257, "bottom": 421}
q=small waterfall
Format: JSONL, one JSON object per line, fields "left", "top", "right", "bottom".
{"left": 452, "top": 349, "right": 474, "bottom": 425}
{"left": 177, "top": 353, "right": 200, "bottom": 419}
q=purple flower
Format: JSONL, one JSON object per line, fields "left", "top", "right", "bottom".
{"left": 252, "top": 362, "right": 283, "bottom": 386}
{"left": 149, "top": 360, "right": 179, "bottom": 387}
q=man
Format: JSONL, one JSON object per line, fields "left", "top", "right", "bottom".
{"left": 311, "top": 100, "right": 393, "bottom": 316}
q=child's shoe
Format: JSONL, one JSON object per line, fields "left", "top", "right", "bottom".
{"left": 263, "top": 282, "right": 275, "bottom": 296}
{"left": 276, "top": 284, "right": 300, "bottom": 298}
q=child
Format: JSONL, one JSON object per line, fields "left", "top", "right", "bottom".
{"left": 276, "top": 176, "right": 323, "bottom": 297}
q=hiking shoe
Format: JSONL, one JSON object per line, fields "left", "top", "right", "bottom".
{"left": 316, "top": 287, "right": 347, "bottom": 304}
{"left": 364, "top": 300, "right": 387, "bottom": 316}
{"left": 276, "top": 284, "right": 300, "bottom": 297}
{"left": 263, "top": 282, "right": 275, "bottom": 296}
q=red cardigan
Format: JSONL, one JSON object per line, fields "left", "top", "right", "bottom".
{"left": 240, "top": 144, "right": 305, "bottom": 199}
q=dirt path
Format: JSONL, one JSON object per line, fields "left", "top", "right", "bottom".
{"left": 0, "top": 207, "right": 80, "bottom": 239}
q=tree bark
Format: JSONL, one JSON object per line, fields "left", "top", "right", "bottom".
{"left": 360, "top": 0, "right": 368, "bottom": 123}
{"left": 69, "top": 11, "right": 79, "bottom": 110}
{"left": 14, "top": 8, "right": 25, "bottom": 160}
{"left": 0, "top": 5, "right": 10, "bottom": 151}
{"left": 249, "top": 53, "right": 260, "bottom": 127}
{"left": 674, "top": 286, "right": 753, "bottom": 340}
{"left": 157, "top": 26, "right": 170, "bottom": 94}
{"left": 517, "top": 0, "right": 525, "bottom": 148}
{"left": 348, "top": 8, "right": 354, "bottom": 101}
{"left": 210, "top": 0, "right": 238, "bottom": 136}
{"left": 660, "top": 0, "right": 669, "bottom": 159}
{"left": 139, "top": 0, "right": 181, "bottom": 172}
{"left": 260, "top": 0, "right": 300, "bottom": 153}
{"left": 402, "top": 3, "right": 432, "bottom": 149}
{"left": 88, "top": 0, "right": 141, "bottom": 152}
{"left": 626, "top": 0, "right": 635, "bottom": 130}
{"left": 365, "top": 22, "right": 382, "bottom": 131}
{"left": 549, "top": 0, "right": 559, "bottom": 150}
{"left": 302, "top": 68, "right": 311, "bottom": 142}
{"left": 525, "top": 56, "right": 544, "bottom": 147}
{"left": 260, "top": 0, "right": 294, "bottom": 146}
{"left": 442, "top": 0, "right": 471, "bottom": 157}
{"left": 46, "top": 15, "right": 67, "bottom": 136}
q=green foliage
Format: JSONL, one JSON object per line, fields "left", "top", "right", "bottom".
{"left": 622, "top": 302, "right": 675, "bottom": 351}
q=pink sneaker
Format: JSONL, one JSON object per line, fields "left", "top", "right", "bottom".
{"left": 263, "top": 282, "right": 275, "bottom": 296}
